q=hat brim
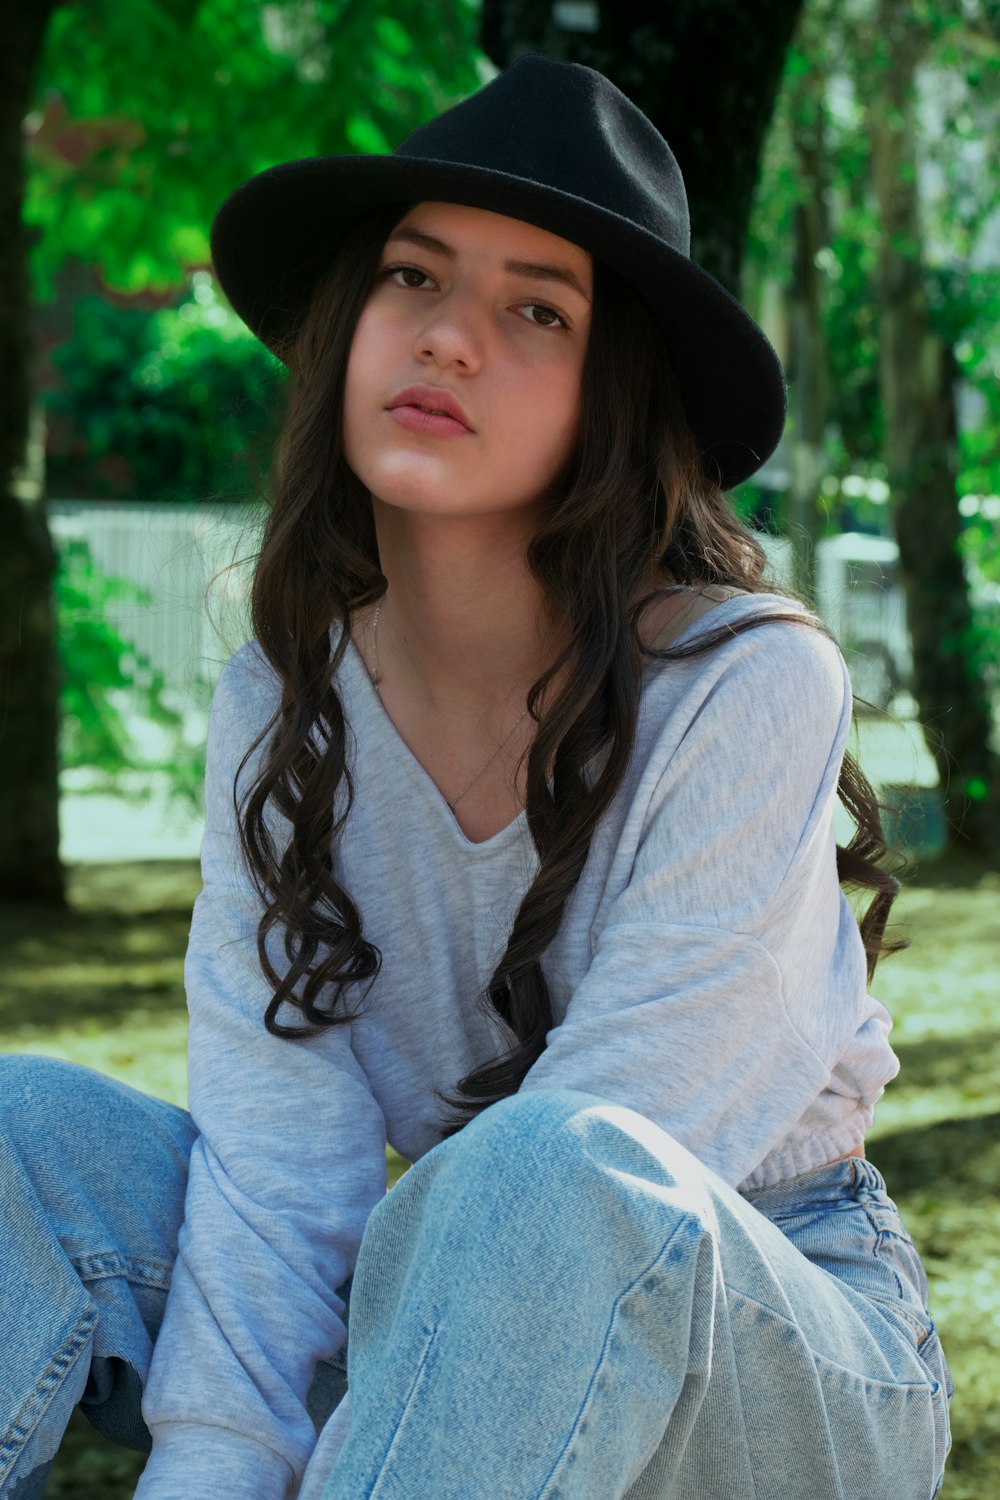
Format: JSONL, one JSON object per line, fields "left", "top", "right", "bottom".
{"left": 210, "top": 156, "right": 786, "bottom": 490}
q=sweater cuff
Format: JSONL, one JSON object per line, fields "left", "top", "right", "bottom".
{"left": 134, "top": 1423, "right": 296, "bottom": 1500}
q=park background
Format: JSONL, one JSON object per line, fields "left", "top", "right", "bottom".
{"left": 2, "top": 0, "right": 998, "bottom": 1495}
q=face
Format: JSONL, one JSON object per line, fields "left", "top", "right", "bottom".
{"left": 342, "top": 201, "right": 593, "bottom": 524}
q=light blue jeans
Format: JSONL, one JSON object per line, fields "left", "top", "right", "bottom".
{"left": 0, "top": 1056, "right": 952, "bottom": 1499}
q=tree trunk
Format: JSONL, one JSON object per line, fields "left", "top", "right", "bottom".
{"left": 786, "top": 51, "right": 831, "bottom": 606}
{"left": 480, "top": 0, "right": 805, "bottom": 294}
{"left": 870, "top": 0, "right": 999, "bottom": 851}
{"left": 0, "top": 0, "right": 64, "bottom": 902}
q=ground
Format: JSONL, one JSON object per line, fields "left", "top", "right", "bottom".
{"left": 0, "top": 850, "right": 996, "bottom": 1498}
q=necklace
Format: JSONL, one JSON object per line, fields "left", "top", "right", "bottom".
{"left": 368, "top": 599, "right": 531, "bottom": 813}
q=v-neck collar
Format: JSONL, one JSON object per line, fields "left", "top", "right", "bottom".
{"left": 337, "top": 590, "right": 757, "bottom": 853}
{"left": 342, "top": 631, "right": 530, "bottom": 852}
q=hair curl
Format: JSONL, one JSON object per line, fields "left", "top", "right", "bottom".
{"left": 236, "top": 205, "right": 904, "bottom": 1140}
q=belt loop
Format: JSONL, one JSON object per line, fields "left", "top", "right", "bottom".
{"left": 851, "top": 1156, "right": 883, "bottom": 1195}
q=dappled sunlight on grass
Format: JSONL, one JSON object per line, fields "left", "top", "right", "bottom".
{"left": 0, "top": 862, "right": 195, "bottom": 1107}
{"left": 871, "top": 873, "right": 999, "bottom": 1038}
{"left": 4, "top": 1013, "right": 190, "bottom": 1109}
{"left": 1, "top": 852, "right": 996, "bottom": 1497}
{"left": 863, "top": 852, "right": 1000, "bottom": 1499}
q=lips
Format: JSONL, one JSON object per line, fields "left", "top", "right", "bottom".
{"left": 387, "top": 385, "right": 474, "bottom": 432}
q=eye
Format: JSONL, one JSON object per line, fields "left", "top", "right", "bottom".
{"left": 519, "top": 302, "right": 569, "bottom": 330}
{"left": 384, "top": 264, "right": 434, "bottom": 289}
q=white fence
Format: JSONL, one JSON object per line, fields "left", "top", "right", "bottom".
{"left": 50, "top": 503, "right": 914, "bottom": 720}
{"left": 760, "top": 532, "right": 912, "bottom": 709}
{"left": 51, "top": 501, "right": 262, "bottom": 718}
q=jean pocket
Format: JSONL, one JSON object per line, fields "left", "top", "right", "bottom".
{"left": 908, "top": 1322, "right": 954, "bottom": 1493}
{"left": 863, "top": 1296, "right": 953, "bottom": 1490}
{"left": 865, "top": 1285, "right": 935, "bottom": 1351}
{"left": 810, "top": 1348, "right": 946, "bottom": 1500}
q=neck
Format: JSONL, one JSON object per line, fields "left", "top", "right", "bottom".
{"left": 363, "top": 502, "right": 567, "bottom": 716}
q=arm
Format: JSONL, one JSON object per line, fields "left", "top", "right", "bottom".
{"left": 520, "top": 619, "right": 871, "bottom": 1189}
{"left": 136, "top": 649, "right": 388, "bottom": 1500}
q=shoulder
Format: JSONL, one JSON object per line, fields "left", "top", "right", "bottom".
{"left": 212, "top": 640, "right": 281, "bottom": 729}
{"left": 207, "top": 632, "right": 358, "bottom": 776}
{"left": 638, "top": 591, "right": 852, "bottom": 771}
{"left": 616, "top": 597, "right": 854, "bottom": 896}
{"left": 656, "top": 590, "right": 846, "bottom": 690}
{"left": 200, "top": 645, "right": 278, "bottom": 803}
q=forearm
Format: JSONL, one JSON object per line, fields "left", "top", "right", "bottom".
{"left": 134, "top": 1423, "right": 296, "bottom": 1500}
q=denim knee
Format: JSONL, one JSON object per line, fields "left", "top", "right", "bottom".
{"left": 1, "top": 1052, "right": 195, "bottom": 1160}
{"left": 461, "top": 1087, "right": 609, "bottom": 1149}
{"left": 0, "top": 1053, "right": 195, "bottom": 1270}
{"left": 463, "top": 1087, "right": 700, "bottom": 1168}
{"left": 443, "top": 1088, "right": 715, "bottom": 1233}
{"left": 0, "top": 1054, "right": 95, "bottom": 1172}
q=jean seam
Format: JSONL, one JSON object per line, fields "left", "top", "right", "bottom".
{"left": 725, "top": 1286, "right": 938, "bottom": 1393}
{"left": 0, "top": 1302, "right": 97, "bottom": 1486}
{"left": 803, "top": 1167, "right": 936, "bottom": 1356}
{"left": 537, "top": 1212, "right": 702, "bottom": 1500}
{"left": 365, "top": 1324, "right": 440, "bottom": 1500}
{"left": 71, "top": 1250, "right": 173, "bottom": 1290}
{"left": 721, "top": 1297, "right": 760, "bottom": 1500}
{"left": 854, "top": 1197, "right": 934, "bottom": 1340}
{"left": 863, "top": 1287, "right": 936, "bottom": 1352}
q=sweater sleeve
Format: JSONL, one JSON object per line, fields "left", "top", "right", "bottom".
{"left": 519, "top": 619, "right": 869, "bottom": 1189}
{"left": 135, "top": 648, "right": 388, "bottom": 1500}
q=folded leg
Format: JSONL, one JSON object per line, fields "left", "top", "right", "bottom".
{"left": 0, "top": 1055, "right": 195, "bottom": 1496}
{"left": 310, "top": 1089, "right": 948, "bottom": 1500}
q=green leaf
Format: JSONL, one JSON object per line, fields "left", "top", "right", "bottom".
{"left": 28, "top": 0, "right": 484, "bottom": 298}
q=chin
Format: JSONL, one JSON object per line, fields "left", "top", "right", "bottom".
{"left": 360, "top": 467, "right": 498, "bottom": 518}
{"left": 355, "top": 457, "right": 564, "bottom": 523}
{"left": 365, "top": 478, "right": 467, "bottom": 515}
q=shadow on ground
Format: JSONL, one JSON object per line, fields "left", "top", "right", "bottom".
{"left": 2, "top": 849, "right": 996, "bottom": 1499}
{"left": 868, "top": 1112, "right": 1000, "bottom": 1197}
{"left": 0, "top": 862, "right": 200, "bottom": 1030}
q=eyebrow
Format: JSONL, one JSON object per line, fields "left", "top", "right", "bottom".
{"left": 385, "top": 225, "right": 592, "bottom": 303}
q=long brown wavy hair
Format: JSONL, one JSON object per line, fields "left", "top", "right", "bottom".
{"left": 237, "top": 203, "right": 904, "bottom": 1140}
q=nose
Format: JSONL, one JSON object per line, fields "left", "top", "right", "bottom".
{"left": 414, "top": 284, "right": 486, "bottom": 373}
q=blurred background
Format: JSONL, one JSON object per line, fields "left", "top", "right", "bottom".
{"left": 1, "top": 0, "right": 998, "bottom": 1495}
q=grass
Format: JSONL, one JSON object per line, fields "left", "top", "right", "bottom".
{"left": 1, "top": 852, "right": 997, "bottom": 1497}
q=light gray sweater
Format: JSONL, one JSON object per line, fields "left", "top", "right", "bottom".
{"left": 136, "top": 592, "right": 899, "bottom": 1499}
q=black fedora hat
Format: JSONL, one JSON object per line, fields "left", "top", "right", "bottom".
{"left": 210, "top": 54, "right": 785, "bottom": 490}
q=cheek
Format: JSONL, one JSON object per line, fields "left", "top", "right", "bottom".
{"left": 343, "top": 315, "right": 373, "bottom": 406}
{"left": 529, "top": 363, "right": 583, "bottom": 460}
{"left": 497, "top": 378, "right": 581, "bottom": 501}
{"left": 341, "top": 318, "right": 381, "bottom": 456}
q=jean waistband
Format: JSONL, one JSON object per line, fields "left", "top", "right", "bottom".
{"left": 741, "top": 1153, "right": 887, "bottom": 1216}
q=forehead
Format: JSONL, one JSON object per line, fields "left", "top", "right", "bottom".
{"left": 388, "top": 201, "right": 592, "bottom": 279}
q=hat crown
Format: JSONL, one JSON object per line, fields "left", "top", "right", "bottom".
{"left": 394, "top": 55, "right": 691, "bottom": 258}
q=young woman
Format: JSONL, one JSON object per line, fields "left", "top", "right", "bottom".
{"left": 0, "top": 55, "right": 952, "bottom": 1500}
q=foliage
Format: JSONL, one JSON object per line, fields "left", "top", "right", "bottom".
{"left": 739, "top": 0, "right": 1000, "bottom": 733}
{"left": 56, "top": 538, "right": 205, "bottom": 800}
{"left": 26, "top": 0, "right": 486, "bottom": 300}
{"left": 46, "top": 280, "right": 284, "bottom": 501}
{"left": 26, "top": 0, "right": 486, "bottom": 804}
{"left": 953, "top": 269, "right": 1000, "bottom": 506}
{"left": 745, "top": 0, "right": 1000, "bottom": 535}
{"left": 958, "top": 498, "right": 1000, "bottom": 702}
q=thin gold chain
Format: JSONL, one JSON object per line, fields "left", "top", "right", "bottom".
{"left": 368, "top": 599, "right": 530, "bottom": 812}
